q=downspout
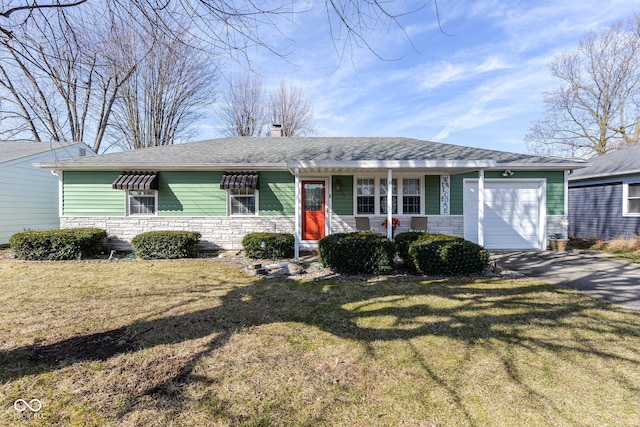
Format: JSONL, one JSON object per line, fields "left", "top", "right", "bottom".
{"left": 387, "top": 169, "right": 393, "bottom": 240}
{"left": 294, "top": 167, "right": 300, "bottom": 262}
{"left": 478, "top": 169, "right": 485, "bottom": 247}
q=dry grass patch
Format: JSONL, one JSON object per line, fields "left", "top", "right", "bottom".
{"left": 584, "top": 235, "right": 640, "bottom": 263}
{"left": 1, "top": 259, "right": 639, "bottom": 426}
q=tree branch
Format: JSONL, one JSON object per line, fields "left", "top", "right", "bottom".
{"left": 1, "top": 0, "right": 88, "bottom": 18}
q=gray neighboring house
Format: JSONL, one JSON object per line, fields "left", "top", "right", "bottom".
{"left": 568, "top": 145, "right": 640, "bottom": 240}
{"left": 0, "top": 141, "right": 93, "bottom": 245}
{"left": 38, "top": 136, "right": 586, "bottom": 257}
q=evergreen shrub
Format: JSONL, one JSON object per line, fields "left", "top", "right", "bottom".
{"left": 399, "top": 233, "right": 462, "bottom": 271}
{"left": 131, "top": 230, "right": 201, "bottom": 259}
{"left": 318, "top": 232, "right": 396, "bottom": 275}
{"left": 394, "top": 231, "right": 424, "bottom": 265}
{"left": 9, "top": 228, "right": 107, "bottom": 260}
{"left": 242, "top": 232, "right": 294, "bottom": 259}
{"left": 409, "top": 236, "right": 489, "bottom": 275}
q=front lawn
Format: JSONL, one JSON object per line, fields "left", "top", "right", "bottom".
{"left": 1, "top": 259, "right": 639, "bottom": 426}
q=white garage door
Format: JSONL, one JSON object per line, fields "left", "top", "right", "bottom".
{"left": 464, "top": 179, "right": 545, "bottom": 250}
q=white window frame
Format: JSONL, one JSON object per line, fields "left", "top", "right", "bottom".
{"left": 354, "top": 175, "right": 424, "bottom": 215}
{"left": 356, "top": 177, "right": 376, "bottom": 215}
{"left": 402, "top": 177, "right": 422, "bottom": 215}
{"left": 623, "top": 181, "right": 640, "bottom": 217}
{"left": 126, "top": 190, "right": 158, "bottom": 216}
{"left": 227, "top": 188, "right": 259, "bottom": 216}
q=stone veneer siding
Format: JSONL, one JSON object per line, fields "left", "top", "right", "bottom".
{"left": 61, "top": 216, "right": 296, "bottom": 251}
{"left": 546, "top": 215, "right": 569, "bottom": 237}
{"left": 61, "top": 215, "right": 564, "bottom": 251}
{"left": 61, "top": 215, "right": 467, "bottom": 251}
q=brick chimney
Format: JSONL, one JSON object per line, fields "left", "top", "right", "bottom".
{"left": 270, "top": 124, "right": 282, "bottom": 137}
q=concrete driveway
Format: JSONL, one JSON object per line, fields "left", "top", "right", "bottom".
{"left": 492, "top": 251, "right": 640, "bottom": 311}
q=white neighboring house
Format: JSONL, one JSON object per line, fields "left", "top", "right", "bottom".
{"left": 0, "top": 141, "right": 93, "bottom": 245}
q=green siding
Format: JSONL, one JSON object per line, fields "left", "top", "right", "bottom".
{"left": 424, "top": 175, "right": 440, "bottom": 215}
{"left": 544, "top": 172, "right": 566, "bottom": 215}
{"left": 259, "top": 171, "right": 295, "bottom": 216}
{"left": 63, "top": 170, "right": 294, "bottom": 217}
{"left": 485, "top": 171, "right": 565, "bottom": 215}
{"left": 158, "top": 171, "right": 225, "bottom": 216}
{"left": 332, "top": 175, "right": 354, "bottom": 215}
{"left": 63, "top": 171, "right": 124, "bottom": 216}
{"left": 450, "top": 172, "right": 478, "bottom": 215}
{"left": 62, "top": 169, "right": 566, "bottom": 219}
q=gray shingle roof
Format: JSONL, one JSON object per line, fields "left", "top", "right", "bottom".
{"left": 37, "top": 137, "right": 584, "bottom": 170}
{"left": 569, "top": 145, "right": 640, "bottom": 181}
{"left": 0, "top": 141, "right": 84, "bottom": 163}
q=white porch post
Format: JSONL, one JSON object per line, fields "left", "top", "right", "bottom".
{"left": 563, "top": 170, "right": 569, "bottom": 216}
{"left": 387, "top": 169, "right": 393, "bottom": 240}
{"left": 294, "top": 167, "right": 300, "bottom": 261}
{"left": 478, "top": 169, "right": 485, "bottom": 247}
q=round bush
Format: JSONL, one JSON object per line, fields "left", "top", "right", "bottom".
{"left": 408, "top": 236, "right": 489, "bottom": 275}
{"left": 131, "top": 230, "right": 201, "bottom": 259}
{"left": 242, "top": 232, "right": 294, "bottom": 259}
{"left": 394, "top": 232, "right": 460, "bottom": 264}
{"left": 9, "top": 228, "right": 107, "bottom": 260}
{"left": 318, "top": 232, "right": 396, "bottom": 275}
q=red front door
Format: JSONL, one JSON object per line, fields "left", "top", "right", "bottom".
{"left": 302, "top": 181, "right": 326, "bottom": 240}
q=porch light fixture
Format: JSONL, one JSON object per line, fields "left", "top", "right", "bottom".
{"left": 502, "top": 170, "right": 514, "bottom": 177}
{"left": 335, "top": 179, "right": 342, "bottom": 192}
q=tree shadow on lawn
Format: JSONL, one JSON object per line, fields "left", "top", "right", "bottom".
{"left": 3, "top": 276, "right": 640, "bottom": 422}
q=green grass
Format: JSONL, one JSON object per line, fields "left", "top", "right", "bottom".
{"left": 1, "top": 259, "right": 639, "bottom": 426}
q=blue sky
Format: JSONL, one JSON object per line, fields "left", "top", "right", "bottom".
{"left": 198, "top": 0, "right": 640, "bottom": 154}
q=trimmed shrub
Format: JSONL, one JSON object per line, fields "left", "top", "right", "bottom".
{"left": 242, "top": 232, "right": 294, "bottom": 259}
{"left": 318, "top": 232, "right": 396, "bottom": 275}
{"left": 9, "top": 228, "right": 107, "bottom": 260}
{"left": 131, "top": 230, "right": 201, "bottom": 259}
{"left": 416, "top": 233, "right": 464, "bottom": 244}
{"left": 399, "top": 233, "right": 462, "bottom": 271}
{"left": 409, "top": 237, "right": 489, "bottom": 275}
{"left": 439, "top": 240, "right": 490, "bottom": 274}
{"left": 394, "top": 231, "right": 424, "bottom": 264}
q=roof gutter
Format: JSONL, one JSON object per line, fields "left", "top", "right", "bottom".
{"left": 495, "top": 162, "right": 590, "bottom": 171}
{"left": 287, "top": 160, "right": 497, "bottom": 170}
{"left": 35, "top": 160, "right": 588, "bottom": 173}
{"left": 568, "top": 169, "right": 640, "bottom": 182}
{"left": 35, "top": 162, "right": 290, "bottom": 172}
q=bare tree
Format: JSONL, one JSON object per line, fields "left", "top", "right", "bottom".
{"left": 218, "top": 75, "right": 316, "bottom": 137}
{"left": 526, "top": 14, "right": 640, "bottom": 159}
{"left": 0, "top": 5, "right": 216, "bottom": 152}
{"left": 0, "top": 7, "right": 136, "bottom": 152}
{"left": 0, "top": 0, "right": 439, "bottom": 150}
{"left": 269, "top": 78, "right": 315, "bottom": 136}
{"left": 108, "top": 15, "right": 219, "bottom": 150}
{"left": 218, "top": 73, "right": 266, "bottom": 137}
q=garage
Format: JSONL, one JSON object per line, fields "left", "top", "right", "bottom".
{"left": 464, "top": 179, "right": 546, "bottom": 250}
